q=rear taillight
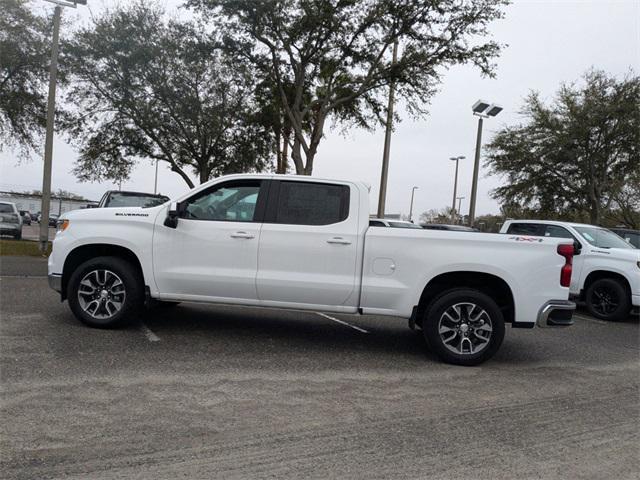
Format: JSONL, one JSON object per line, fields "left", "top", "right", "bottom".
{"left": 557, "top": 244, "right": 574, "bottom": 287}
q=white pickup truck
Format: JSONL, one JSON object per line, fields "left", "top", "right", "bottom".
{"left": 49, "top": 174, "right": 576, "bottom": 365}
{"left": 501, "top": 220, "right": 640, "bottom": 321}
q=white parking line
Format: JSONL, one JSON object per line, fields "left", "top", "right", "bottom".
{"left": 316, "top": 312, "right": 369, "bottom": 334}
{"left": 573, "top": 314, "right": 608, "bottom": 325}
{"left": 140, "top": 323, "right": 161, "bottom": 342}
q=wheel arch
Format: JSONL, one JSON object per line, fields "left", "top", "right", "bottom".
{"left": 61, "top": 244, "right": 145, "bottom": 301}
{"left": 415, "top": 271, "right": 515, "bottom": 327}
{"left": 581, "top": 270, "right": 632, "bottom": 300}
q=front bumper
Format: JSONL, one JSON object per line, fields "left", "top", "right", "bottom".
{"left": 48, "top": 273, "right": 62, "bottom": 293}
{"left": 537, "top": 300, "right": 575, "bottom": 328}
{"left": 0, "top": 224, "right": 21, "bottom": 234}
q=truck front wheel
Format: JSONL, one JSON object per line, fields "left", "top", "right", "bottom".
{"left": 67, "top": 256, "right": 143, "bottom": 329}
{"left": 423, "top": 289, "right": 505, "bottom": 366}
{"left": 585, "top": 278, "right": 630, "bottom": 321}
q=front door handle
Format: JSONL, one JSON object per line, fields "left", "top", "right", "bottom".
{"left": 230, "top": 231, "right": 255, "bottom": 239}
{"left": 327, "top": 237, "right": 351, "bottom": 245}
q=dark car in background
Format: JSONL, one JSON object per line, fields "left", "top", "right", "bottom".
{"left": 19, "top": 210, "right": 32, "bottom": 225}
{"left": 98, "top": 190, "right": 170, "bottom": 208}
{"left": 609, "top": 227, "right": 639, "bottom": 248}
{"left": 421, "top": 224, "right": 478, "bottom": 232}
{"left": 48, "top": 214, "right": 59, "bottom": 227}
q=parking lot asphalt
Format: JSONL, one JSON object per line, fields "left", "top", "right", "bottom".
{"left": 1, "top": 256, "right": 638, "bottom": 479}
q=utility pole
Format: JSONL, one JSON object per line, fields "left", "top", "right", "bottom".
{"left": 38, "top": 0, "right": 86, "bottom": 253}
{"left": 449, "top": 156, "right": 465, "bottom": 222}
{"left": 38, "top": 5, "right": 61, "bottom": 253}
{"left": 408, "top": 186, "right": 418, "bottom": 222}
{"left": 377, "top": 40, "right": 398, "bottom": 219}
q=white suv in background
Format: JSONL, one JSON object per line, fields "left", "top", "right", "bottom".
{"left": 501, "top": 220, "right": 640, "bottom": 321}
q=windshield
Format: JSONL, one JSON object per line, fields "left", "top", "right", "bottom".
{"left": 388, "top": 221, "right": 423, "bottom": 229}
{"left": 0, "top": 203, "right": 13, "bottom": 213}
{"left": 574, "top": 226, "right": 634, "bottom": 249}
{"left": 105, "top": 192, "right": 169, "bottom": 208}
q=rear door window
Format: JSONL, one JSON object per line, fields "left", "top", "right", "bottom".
{"left": 273, "top": 181, "right": 350, "bottom": 226}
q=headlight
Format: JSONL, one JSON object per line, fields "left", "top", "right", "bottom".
{"left": 56, "top": 219, "right": 69, "bottom": 232}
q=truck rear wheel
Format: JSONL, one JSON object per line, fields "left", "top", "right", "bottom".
{"left": 585, "top": 278, "right": 630, "bottom": 321}
{"left": 423, "top": 289, "right": 505, "bottom": 366}
{"left": 67, "top": 256, "right": 143, "bottom": 329}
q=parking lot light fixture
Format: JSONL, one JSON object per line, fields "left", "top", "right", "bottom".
{"left": 456, "top": 196, "right": 465, "bottom": 224}
{"left": 408, "top": 186, "right": 419, "bottom": 222}
{"left": 468, "top": 99, "right": 502, "bottom": 228}
{"left": 449, "top": 156, "right": 465, "bottom": 222}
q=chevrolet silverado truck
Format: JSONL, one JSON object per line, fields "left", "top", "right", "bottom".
{"left": 501, "top": 220, "right": 640, "bottom": 321}
{"left": 48, "top": 174, "right": 576, "bottom": 365}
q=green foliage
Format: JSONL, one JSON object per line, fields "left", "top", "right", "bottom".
{"left": 0, "top": 0, "right": 52, "bottom": 158}
{"left": 486, "top": 70, "right": 640, "bottom": 226}
{"left": 63, "top": 2, "right": 271, "bottom": 188}
{"left": 188, "top": 0, "right": 509, "bottom": 174}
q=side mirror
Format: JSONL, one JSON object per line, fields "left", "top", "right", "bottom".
{"left": 573, "top": 240, "right": 582, "bottom": 255}
{"left": 164, "top": 202, "right": 180, "bottom": 228}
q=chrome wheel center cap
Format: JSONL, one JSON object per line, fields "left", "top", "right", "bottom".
{"left": 100, "top": 290, "right": 109, "bottom": 299}
{"left": 460, "top": 323, "right": 469, "bottom": 333}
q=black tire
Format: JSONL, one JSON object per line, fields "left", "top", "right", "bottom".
{"left": 14, "top": 231, "right": 21, "bottom": 240}
{"left": 585, "top": 278, "right": 630, "bottom": 321}
{"left": 423, "top": 289, "right": 505, "bottom": 366}
{"left": 67, "top": 256, "right": 143, "bottom": 328}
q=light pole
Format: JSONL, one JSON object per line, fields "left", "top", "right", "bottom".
{"left": 449, "top": 156, "right": 465, "bottom": 222}
{"left": 468, "top": 100, "right": 502, "bottom": 227}
{"left": 408, "top": 186, "right": 419, "bottom": 223}
{"left": 377, "top": 39, "right": 399, "bottom": 218}
{"left": 38, "top": 0, "right": 86, "bottom": 253}
{"left": 456, "top": 196, "right": 465, "bottom": 224}
{"left": 154, "top": 159, "right": 159, "bottom": 194}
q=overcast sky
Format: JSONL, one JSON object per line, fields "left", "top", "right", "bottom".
{"left": 1, "top": 0, "right": 638, "bottom": 217}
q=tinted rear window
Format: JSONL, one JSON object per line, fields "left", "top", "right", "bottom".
{"left": 506, "top": 223, "right": 541, "bottom": 235}
{"left": 275, "top": 182, "right": 349, "bottom": 225}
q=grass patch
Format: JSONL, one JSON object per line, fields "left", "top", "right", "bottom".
{"left": 0, "top": 239, "right": 50, "bottom": 256}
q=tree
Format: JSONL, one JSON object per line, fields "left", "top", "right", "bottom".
{"left": 419, "top": 207, "right": 453, "bottom": 224}
{"left": 486, "top": 70, "right": 640, "bottom": 225}
{"left": 63, "top": 2, "right": 271, "bottom": 189}
{"left": 607, "top": 169, "right": 640, "bottom": 229}
{"left": 189, "top": 0, "right": 508, "bottom": 175}
{"left": 0, "top": 0, "right": 52, "bottom": 158}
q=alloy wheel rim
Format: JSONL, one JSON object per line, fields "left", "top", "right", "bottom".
{"left": 77, "top": 269, "right": 126, "bottom": 319}
{"left": 591, "top": 286, "right": 619, "bottom": 315}
{"left": 438, "top": 302, "right": 493, "bottom": 355}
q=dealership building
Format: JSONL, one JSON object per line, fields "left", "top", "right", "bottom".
{"left": 0, "top": 191, "right": 97, "bottom": 216}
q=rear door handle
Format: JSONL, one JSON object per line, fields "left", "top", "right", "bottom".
{"left": 230, "top": 231, "right": 255, "bottom": 239}
{"left": 327, "top": 237, "right": 351, "bottom": 245}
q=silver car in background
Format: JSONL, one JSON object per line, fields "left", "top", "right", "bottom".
{"left": 0, "top": 202, "right": 22, "bottom": 239}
